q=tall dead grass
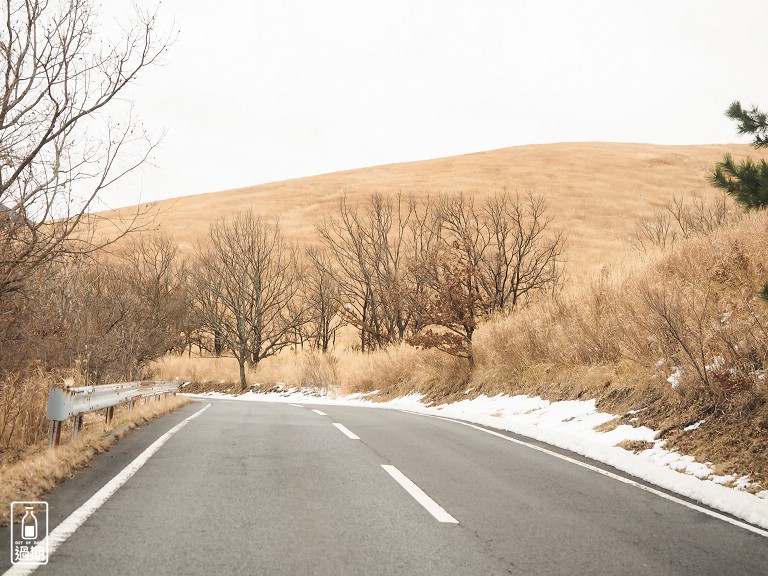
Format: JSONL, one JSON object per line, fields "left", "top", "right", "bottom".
{"left": 99, "top": 143, "right": 766, "bottom": 285}
{"left": 474, "top": 211, "right": 768, "bottom": 394}
{"left": 0, "top": 369, "right": 91, "bottom": 460}
{"left": 472, "top": 211, "right": 768, "bottom": 486}
{"left": 151, "top": 345, "right": 470, "bottom": 400}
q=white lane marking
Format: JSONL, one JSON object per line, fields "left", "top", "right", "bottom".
{"left": 403, "top": 410, "right": 768, "bottom": 538}
{"left": 3, "top": 403, "right": 212, "bottom": 576}
{"left": 311, "top": 409, "right": 327, "bottom": 416}
{"left": 382, "top": 465, "right": 458, "bottom": 524}
{"left": 289, "top": 403, "right": 304, "bottom": 408}
{"left": 332, "top": 422, "right": 360, "bottom": 439}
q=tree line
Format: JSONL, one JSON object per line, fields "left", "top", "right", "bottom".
{"left": 198, "top": 192, "right": 564, "bottom": 386}
{"left": 0, "top": 191, "right": 566, "bottom": 390}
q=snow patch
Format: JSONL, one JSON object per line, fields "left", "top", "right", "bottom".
{"left": 705, "top": 356, "right": 725, "bottom": 373}
{"left": 683, "top": 420, "right": 705, "bottom": 432}
{"left": 667, "top": 367, "right": 683, "bottom": 389}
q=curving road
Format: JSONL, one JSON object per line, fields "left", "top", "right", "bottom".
{"left": 2, "top": 399, "right": 767, "bottom": 575}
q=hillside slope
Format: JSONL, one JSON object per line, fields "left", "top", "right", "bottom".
{"left": 101, "top": 142, "right": 762, "bottom": 279}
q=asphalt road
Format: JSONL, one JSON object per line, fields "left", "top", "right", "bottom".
{"left": 2, "top": 399, "right": 767, "bottom": 575}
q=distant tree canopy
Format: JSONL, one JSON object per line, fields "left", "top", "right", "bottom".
{"left": 710, "top": 101, "right": 768, "bottom": 210}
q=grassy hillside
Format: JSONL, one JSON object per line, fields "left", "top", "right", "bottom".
{"left": 100, "top": 142, "right": 762, "bottom": 281}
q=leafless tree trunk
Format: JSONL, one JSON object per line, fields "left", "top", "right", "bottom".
{"left": 317, "top": 193, "right": 426, "bottom": 350}
{"left": 192, "top": 211, "right": 304, "bottom": 390}
{"left": 412, "top": 192, "right": 565, "bottom": 366}
{"left": 305, "top": 248, "right": 344, "bottom": 352}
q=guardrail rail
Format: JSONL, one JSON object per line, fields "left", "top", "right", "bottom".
{"left": 46, "top": 380, "right": 179, "bottom": 448}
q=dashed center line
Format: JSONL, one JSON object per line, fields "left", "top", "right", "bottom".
{"left": 332, "top": 423, "right": 360, "bottom": 439}
{"left": 288, "top": 403, "right": 304, "bottom": 408}
{"left": 382, "top": 465, "right": 458, "bottom": 524}
{"left": 311, "top": 409, "right": 327, "bottom": 416}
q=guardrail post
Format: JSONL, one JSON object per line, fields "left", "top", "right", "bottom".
{"left": 72, "top": 414, "right": 83, "bottom": 440}
{"left": 48, "top": 421, "right": 62, "bottom": 449}
{"left": 105, "top": 406, "right": 114, "bottom": 424}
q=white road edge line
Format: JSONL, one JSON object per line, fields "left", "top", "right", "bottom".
{"left": 311, "top": 409, "right": 327, "bottom": 416}
{"left": 381, "top": 464, "right": 458, "bottom": 524}
{"left": 401, "top": 409, "right": 768, "bottom": 538}
{"left": 3, "top": 403, "right": 212, "bottom": 576}
{"left": 288, "top": 403, "right": 304, "bottom": 408}
{"left": 332, "top": 422, "right": 360, "bottom": 439}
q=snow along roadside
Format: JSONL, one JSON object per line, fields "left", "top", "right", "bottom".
{"left": 185, "top": 388, "right": 768, "bottom": 531}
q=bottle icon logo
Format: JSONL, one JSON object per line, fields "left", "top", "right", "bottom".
{"left": 21, "top": 506, "right": 38, "bottom": 540}
{"left": 10, "top": 501, "right": 48, "bottom": 565}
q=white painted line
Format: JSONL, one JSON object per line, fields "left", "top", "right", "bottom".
{"left": 404, "top": 410, "right": 768, "bottom": 538}
{"left": 382, "top": 465, "right": 458, "bottom": 524}
{"left": 2, "top": 403, "right": 212, "bottom": 576}
{"left": 288, "top": 403, "right": 304, "bottom": 408}
{"left": 332, "top": 422, "right": 360, "bottom": 439}
{"left": 312, "top": 409, "right": 327, "bottom": 416}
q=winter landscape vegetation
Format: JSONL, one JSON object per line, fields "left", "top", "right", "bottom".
{"left": 1, "top": 0, "right": 768, "bottom": 573}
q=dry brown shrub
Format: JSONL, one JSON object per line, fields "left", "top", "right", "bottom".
{"left": 617, "top": 440, "right": 655, "bottom": 452}
{"left": 471, "top": 210, "right": 768, "bottom": 486}
{"left": 335, "top": 344, "right": 469, "bottom": 399}
{"left": 296, "top": 352, "right": 339, "bottom": 395}
{"left": 0, "top": 369, "right": 88, "bottom": 460}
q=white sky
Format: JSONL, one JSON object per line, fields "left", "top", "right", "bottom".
{"left": 97, "top": 0, "right": 768, "bottom": 209}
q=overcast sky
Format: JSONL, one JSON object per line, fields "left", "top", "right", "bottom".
{"left": 96, "top": 0, "right": 768, "bottom": 209}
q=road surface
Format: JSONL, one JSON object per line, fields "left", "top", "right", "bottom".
{"left": 2, "top": 399, "right": 767, "bottom": 575}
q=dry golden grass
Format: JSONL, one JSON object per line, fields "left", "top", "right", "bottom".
{"left": 0, "top": 395, "right": 191, "bottom": 526}
{"left": 152, "top": 345, "right": 469, "bottom": 401}
{"left": 470, "top": 211, "right": 768, "bottom": 488}
{"left": 97, "top": 142, "right": 765, "bottom": 283}
{"left": 151, "top": 355, "right": 259, "bottom": 391}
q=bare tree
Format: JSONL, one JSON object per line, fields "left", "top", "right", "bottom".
{"left": 412, "top": 192, "right": 565, "bottom": 366}
{"left": 317, "top": 193, "right": 424, "bottom": 351}
{"left": 118, "top": 232, "right": 189, "bottom": 358}
{"left": 0, "top": 0, "right": 169, "bottom": 302}
{"left": 192, "top": 211, "right": 304, "bottom": 389}
{"left": 631, "top": 194, "right": 739, "bottom": 253}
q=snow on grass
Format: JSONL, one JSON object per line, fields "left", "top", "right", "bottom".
{"left": 667, "top": 367, "right": 683, "bottom": 389}
{"left": 683, "top": 419, "right": 705, "bottom": 432}
{"left": 185, "top": 388, "right": 768, "bottom": 530}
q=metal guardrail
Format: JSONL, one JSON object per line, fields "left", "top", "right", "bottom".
{"left": 46, "top": 380, "right": 179, "bottom": 448}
